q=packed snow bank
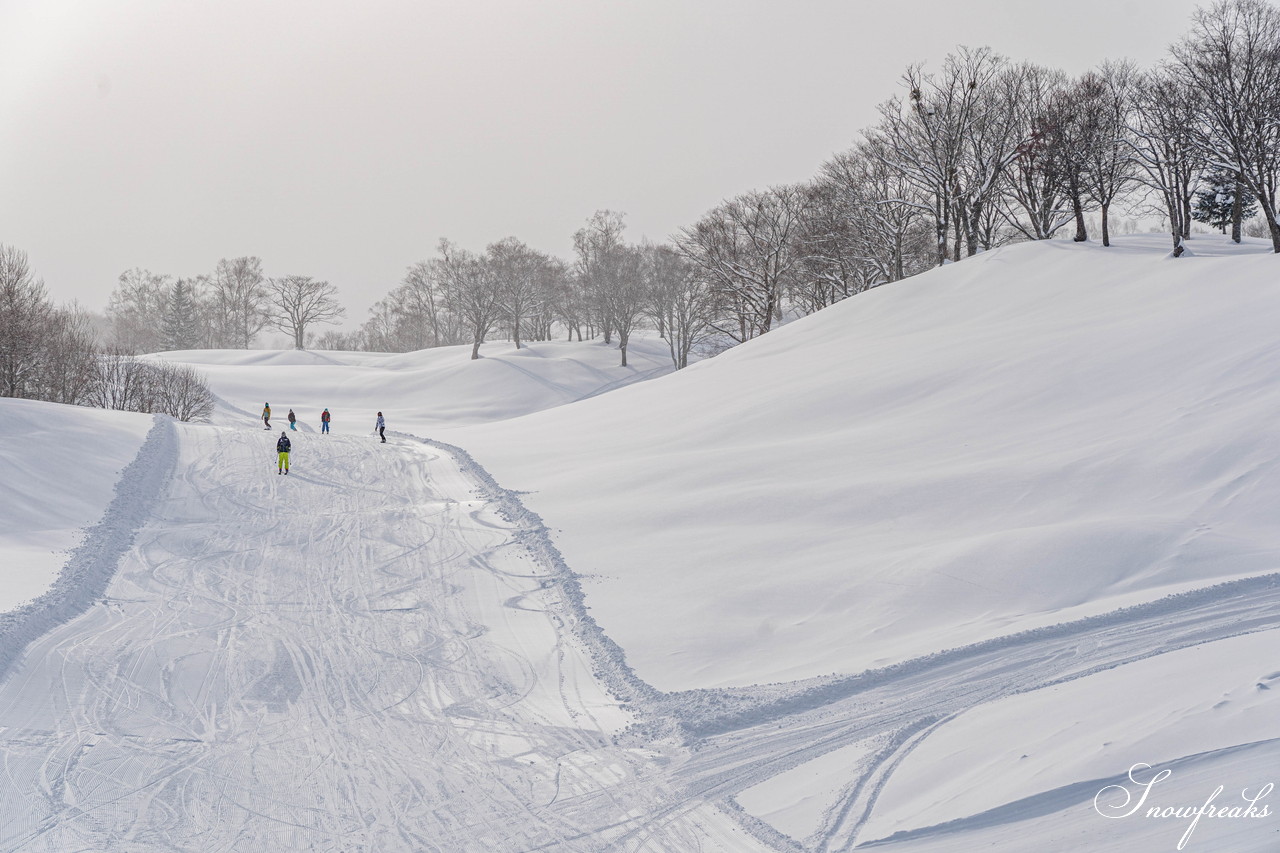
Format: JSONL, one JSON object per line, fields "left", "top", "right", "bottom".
{"left": 158, "top": 336, "right": 674, "bottom": 431}
{"left": 0, "top": 400, "right": 154, "bottom": 613}
{"left": 455, "top": 235, "right": 1280, "bottom": 691}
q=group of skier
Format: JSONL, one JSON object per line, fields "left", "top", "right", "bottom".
{"left": 260, "top": 403, "right": 387, "bottom": 474}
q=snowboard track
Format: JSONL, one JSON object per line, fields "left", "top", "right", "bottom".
{"left": 0, "top": 422, "right": 1275, "bottom": 851}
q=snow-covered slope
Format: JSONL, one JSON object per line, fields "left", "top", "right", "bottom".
{"left": 160, "top": 336, "right": 674, "bottom": 431}
{"left": 0, "top": 400, "right": 152, "bottom": 612}
{"left": 2, "top": 236, "right": 1276, "bottom": 851}
{"left": 455, "top": 235, "right": 1280, "bottom": 693}
{"left": 3, "top": 338, "right": 671, "bottom": 616}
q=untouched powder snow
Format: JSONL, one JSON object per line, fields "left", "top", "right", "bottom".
{"left": 0, "top": 400, "right": 152, "bottom": 612}
{"left": 456, "top": 235, "right": 1280, "bottom": 693}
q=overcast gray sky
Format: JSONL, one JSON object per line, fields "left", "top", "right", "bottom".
{"left": 2, "top": 0, "right": 1203, "bottom": 326}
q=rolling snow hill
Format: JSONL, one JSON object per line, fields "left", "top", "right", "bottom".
{"left": 456, "top": 235, "right": 1280, "bottom": 693}
{"left": 3, "top": 235, "right": 1277, "bottom": 851}
{"left": 0, "top": 400, "right": 152, "bottom": 611}
{"left": 159, "top": 335, "right": 675, "bottom": 431}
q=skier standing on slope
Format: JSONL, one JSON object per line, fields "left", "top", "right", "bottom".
{"left": 375, "top": 411, "right": 386, "bottom": 443}
{"left": 288, "top": 409, "right": 297, "bottom": 430}
{"left": 276, "top": 431, "right": 291, "bottom": 474}
{"left": 262, "top": 403, "right": 271, "bottom": 430}
{"left": 321, "top": 408, "right": 331, "bottom": 434}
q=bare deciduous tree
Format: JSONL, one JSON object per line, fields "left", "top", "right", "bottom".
{"left": 106, "top": 268, "right": 170, "bottom": 354}
{"left": 1173, "top": 0, "right": 1280, "bottom": 253}
{"left": 1128, "top": 69, "right": 1205, "bottom": 256}
{"left": 488, "top": 237, "right": 546, "bottom": 350}
{"left": 268, "top": 275, "right": 346, "bottom": 350}
{"left": 1002, "top": 64, "right": 1075, "bottom": 240}
{"left": 573, "top": 210, "right": 630, "bottom": 345}
{"left": 643, "top": 243, "right": 713, "bottom": 369}
{"left": 0, "top": 246, "right": 56, "bottom": 399}
{"left": 676, "top": 185, "right": 806, "bottom": 345}
{"left": 438, "top": 240, "right": 503, "bottom": 360}
{"left": 213, "top": 257, "right": 269, "bottom": 348}
{"left": 1081, "top": 61, "right": 1141, "bottom": 246}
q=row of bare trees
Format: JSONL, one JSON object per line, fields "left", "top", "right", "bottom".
{"left": 0, "top": 246, "right": 214, "bottom": 420}
{"left": 342, "top": 0, "right": 1279, "bottom": 366}
{"left": 13, "top": 0, "right": 1271, "bottom": 382}
{"left": 106, "top": 257, "right": 345, "bottom": 353}
{"left": 324, "top": 213, "right": 714, "bottom": 368}
{"left": 847, "top": 0, "right": 1280, "bottom": 261}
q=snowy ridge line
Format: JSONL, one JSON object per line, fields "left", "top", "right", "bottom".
{"left": 0, "top": 415, "right": 177, "bottom": 685}
{"left": 571, "top": 365, "right": 672, "bottom": 403}
{"left": 211, "top": 390, "right": 254, "bottom": 421}
{"left": 856, "top": 737, "right": 1280, "bottom": 848}
{"left": 412, "top": 434, "right": 665, "bottom": 714}
{"left": 680, "top": 572, "right": 1280, "bottom": 741}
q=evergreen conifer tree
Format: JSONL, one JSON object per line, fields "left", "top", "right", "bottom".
{"left": 162, "top": 279, "right": 201, "bottom": 351}
{"left": 1193, "top": 168, "right": 1258, "bottom": 235}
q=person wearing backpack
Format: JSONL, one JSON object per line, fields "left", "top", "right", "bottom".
{"left": 321, "top": 408, "right": 331, "bottom": 434}
{"left": 288, "top": 409, "right": 297, "bottom": 431}
{"left": 276, "top": 431, "right": 291, "bottom": 474}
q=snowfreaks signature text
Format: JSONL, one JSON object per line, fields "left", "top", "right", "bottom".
{"left": 1093, "top": 763, "right": 1273, "bottom": 850}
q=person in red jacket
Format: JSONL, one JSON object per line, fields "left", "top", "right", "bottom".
{"left": 321, "top": 408, "right": 331, "bottom": 434}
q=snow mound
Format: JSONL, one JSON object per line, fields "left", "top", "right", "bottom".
{"left": 456, "top": 235, "right": 1280, "bottom": 691}
{"left": 157, "top": 336, "right": 675, "bottom": 431}
{"left": 0, "top": 400, "right": 154, "bottom": 614}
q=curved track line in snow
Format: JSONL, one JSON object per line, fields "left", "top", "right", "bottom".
{"left": 420, "top": 433, "right": 1280, "bottom": 850}
{"left": 0, "top": 424, "right": 771, "bottom": 852}
{"left": 413, "top": 434, "right": 663, "bottom": 713}
{"left": 2, "top": 416, "right": 1275, "bottom": 852}
{"left": 0, "top": 415, "right": 176, "bottom": 685}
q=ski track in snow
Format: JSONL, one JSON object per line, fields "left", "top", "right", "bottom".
{"left": 0, "top": 419, "right": 1277, "bottom": 851}
{"left": 0, "top": 424, "right": 765, "bottom": 852}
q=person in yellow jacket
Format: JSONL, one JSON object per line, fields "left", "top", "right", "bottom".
{"left": 262, "top": 403, "right": 271, "bottom": 430}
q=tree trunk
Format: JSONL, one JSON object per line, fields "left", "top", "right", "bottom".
{"left": 1071, "top": 185, "right": 1087, "bottom": 242}
{"left": 470, "top": 339, "right": 482, "bottom": 360}
{"left": 935, "top": 208, "right": 948, "bottom": 267}
{"left": 964, "top": 202, "right": 979, "bottom": 258}
{"left": 1230, "top": 178, "right": 1242, "bottom": 243}
{"left": 1100, "top": 202, "right": 1111, "bottom": 247}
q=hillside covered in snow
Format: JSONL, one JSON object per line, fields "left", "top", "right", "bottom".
{"left": 458, "top": 235, "right": 1280, "bottom": 691}
{"left": 2, "top": 234, "right": 1276, "bottom": 852}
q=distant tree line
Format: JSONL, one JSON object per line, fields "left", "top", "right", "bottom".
{"left": 0, "top": 246, "right": 214, "bottom": 421}
{"left": 104, "top": 257, "right": 345, "bottom": 353}
{"left": 6, "top": 0, "right": 1276, "bottom": 384}
{"left": 331, "top": 0, "right": 1278, "bottom": 364}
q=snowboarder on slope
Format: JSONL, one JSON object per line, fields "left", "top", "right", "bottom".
{"left": 375, "top": 412, "right": 386, "bottom": 443}
{"left": 277, "top": 432, "right": 291, "bottom": 474}
{"left": 288, "top": 409, "right": 297, "bottom": 430}
{"left": 262, "top": 403, "right": 271, "bottom": 430}
{"left": 321, "top": 408, "right": 331, "bottom": 434}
